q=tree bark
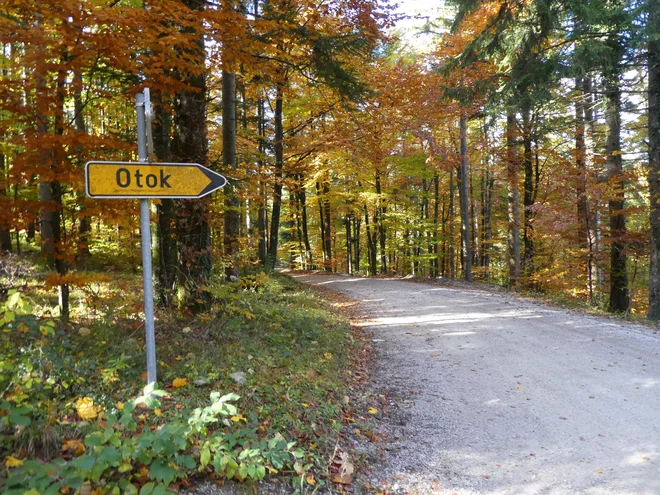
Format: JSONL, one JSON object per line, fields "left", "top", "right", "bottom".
{"left": 575, "top": 76, "right": 589, "bottom": 268}
{"left": 648, "top": 0, "right": 660, "bottom": 318}
{"left": 364, "top": 204, "right": 377, "bottom": 275}
{"left": 375, "top": 171, "right": 387, "bottom": 273}
{"left": 317, "top": 181, "right": 326, "bottom": 264}
{"left": 481, "top": 121, "right": 494, "bottom": 276}
{"left": 507, "top": 111, "right": 521, "bottom": 287}
{"left": 267, "top": 82, "right": 284, "bottom": 267}
{"left": 0, "top": 43, "right": 10, "bottom": 253}
{"left": 584, "top": 77, "right": 600, "bottom": 295}
{"left": 298, "top": 186, "right": 312, "bottom": 268}
{"left": 449, "top": 169, "right": 455, "bottom": 279}
{"left": 353, "top": 214, "right": 361, "bottom": 272}
{"left": 432, "top": 173, "right": 440, "bottom": 278}
{"left": 152, "top": 90, "right": 178, "bottom": 305}
{"left": 323, "top": 182, "right": 332, "bottom": 271}
{"left": 222, "top": 69, "right": 240, "bottom": 281}
{"left": 173, "top": 1, "right": 211, "bottom": 308}
{"left": 604, "top": 61, "right": 629, "bottom": 312}
{"left": 522, "top": 103, "right": 535, "bottom": 285}
{"left": 256, "top": 96, "right": 268, "bottom": 264}
{"left": 458, "top": 115, "right": 472, "bottom": 281}
{"left": 73, "top": 70, "right": 91, "bottom": 258}
{"left": 0, "top": 152, "right": 11, "bottom": 253}
{"left": 52, "top": 47, "right": 68, "bottom": 321}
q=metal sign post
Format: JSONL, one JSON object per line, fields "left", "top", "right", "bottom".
{"left": 85, "top": 89, "right": 226, "bottom": 388}
{"left": 135, "top": 92, "right": 157, "bottom": 387}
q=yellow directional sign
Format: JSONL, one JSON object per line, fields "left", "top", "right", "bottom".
{"left": 85, "top": 161, "right": 226, "bottom": 199}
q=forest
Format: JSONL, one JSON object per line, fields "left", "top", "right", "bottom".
{"left": 1, "top": 0, "right": 660, "bottom": 492}
{"left": 3, "top": 0, "right": 660, "bottom": 316}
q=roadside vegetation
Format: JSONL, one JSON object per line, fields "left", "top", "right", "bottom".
{"left": 1, "top": 258, "right": 357, "bottom": 494}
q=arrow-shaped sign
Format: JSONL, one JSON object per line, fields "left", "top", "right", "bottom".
{"left": 85, "top": 161, "right": 227, "bottom": 199}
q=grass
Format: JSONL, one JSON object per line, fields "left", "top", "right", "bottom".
{"left": 1, "top": 263, "right": 358, "bottom": 493}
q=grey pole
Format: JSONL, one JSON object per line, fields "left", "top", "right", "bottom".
{"left": 136, "top": 92, "right": 157, "bottom": 387}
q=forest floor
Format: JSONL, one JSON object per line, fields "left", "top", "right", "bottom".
{"left": 291, "top": 272, "right": 660, "bottom": 495}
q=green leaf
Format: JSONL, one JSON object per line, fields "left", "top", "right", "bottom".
{"left": 200, "top": 447, "right": 211, "bottom": 468}
{"left": 85, "top": 432, "right": 103, "bottom": 447}
{"left": 153, "top": 486, "right": 168, "bottom": 495}
{"left": 218, "top": 392, "right": 240, "bottom": 402}
{"left": 256, "top": 465, "right": 266, "bottom": 480}
{"left": 139, "top": 482, "right": 155, "bottom": 495}
{"left": 9, "top": 409, "right": 31, "bottom": 426}
{"left": 143, "top": 382, "right": 158, "bottom": 396}
{"left": 62, "top": 475, "right": 83, "bottom": 490}
{"left": 178, "top": 454, "right": 196, "bottom": 470}
{"left": 7, "top": 291, "right": 21, "bottom": 308}
{"left": 238, "top": 463, "right": 248, "bottom": 479}
{"left": 149, "top": 458, "right": 178, "bottom": 485}
{"left": 120, "top": 481, "right": 138, "bottom": 495}
{"left": 72, "top": 455, "right": 96, "bottom": 472}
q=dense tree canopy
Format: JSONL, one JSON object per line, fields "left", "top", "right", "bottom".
{"left": 1, "top": 0, "right": 659, "bottom": 318}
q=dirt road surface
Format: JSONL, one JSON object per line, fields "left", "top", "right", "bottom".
{"left": 293, "top": 273, "right": 660, "bottom": 495}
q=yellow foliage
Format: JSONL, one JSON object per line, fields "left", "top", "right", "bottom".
{"left": 75, "top": 397, "right": 100, "bottom": 420}
{"left": 62, "top": 439, "right": 86, "bottom": 456}
{"left": 5, "top": 456, "right": 23, "bottom": 468}
{"left": 172, "top": 377, "right": 188, "bottom": 388}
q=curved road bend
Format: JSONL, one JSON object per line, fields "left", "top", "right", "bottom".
{"left": 293, "top": 273, "right": 660, "bottom": 495}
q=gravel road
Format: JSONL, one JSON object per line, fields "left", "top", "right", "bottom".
{"left": 293, "top": 273, "right": 660, "bottom": 495}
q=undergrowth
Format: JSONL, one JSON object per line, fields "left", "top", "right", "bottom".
{"left": 0, "top": 272, "right": 354, "bottom": 493}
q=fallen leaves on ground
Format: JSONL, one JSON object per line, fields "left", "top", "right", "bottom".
{"left": 172, "top": 377, "right": 188, "bottom": 388}
{"left": 62, "top": 439, "right": 86, "bottom": 456}
{"left": 5, "top": 456, "right": 23, "bottom": 468}
{"left": 76, "top": 397, "right": 100, "bottom": 420}
{"left": 330, "top": 447, "right": 354, "bottom": 485}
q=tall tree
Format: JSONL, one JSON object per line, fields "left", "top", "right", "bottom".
{"left": 649, "top": 0, "right": 660, "bottom": 318}
{"left": 458, "top": 114, "right": 472, "bottom": 280}
{"left": 172, "top": 0, "right": 212, "bottom": 307}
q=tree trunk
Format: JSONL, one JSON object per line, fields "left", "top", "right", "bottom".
{"left": 52, "top": 48, "right": 68, "bottom": 321}
{"left": 575, "top": 75, "right": 589, "bottom": 276}
{"left": 73, "top": 70, "right": 91, "bottom": 258}
{"left": 522, "top": 104, "right": 535, "bottom": 285}
{"left": 256, "top": 96, "right": 268, "bottom": 264}
{"left": 0, "top": 44, "right": 11, "bottom": 253}
{"left": 268, "top": 82, "right": 284, "bottom": 267}
{"left": 323, "top": 183, "right": 332, "bottom": 271}
{"left": 0, "top": 152, "right": 11, "bottom": 253}
{"left": 649, "top": 0, "right": 660, "bottom": 318}
{"left": 481, "top": 120, "right": 494, "bottom": 276}
{"left": 604, "top": 62, "right": 629, "bottom": 312}
{"left": 507, "top": 111, "right": 521, "bottom": 287}
{"left": 584, "top": 77, "right": 600, "bottom": 296}
{"left": 353, "top": 215, "right": 361, "bottom": 272}
{"left": 152, "top": 90, "right": 178, "bottom": 305}
{"left": 449, "top": 169, "right": 455, "bottom": 279}
{"left": 375, "top": 172, "right": 387, "bottom": 273}
{"left": 364, "top": 204, "right": 377, "bottom": 275}
{"left": 298, "top": 186, "right": 312, "bottom": 268}
{"left": 432, "top": 173, "right": 440, "bottom": 278}
{"left": 458, "top": 116, "right": 472, "bottom": 281}
{"left": 317, "top": 182, "right": 326, "bottom": 262}
{"left": 345, "top": 214, "right": 352, "bottom": 274}
{"left": 222, "top": 69, "right": 240, "bottom": 281}
{"left": 173, "top": 2, "right": 211, "bottom": 308}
